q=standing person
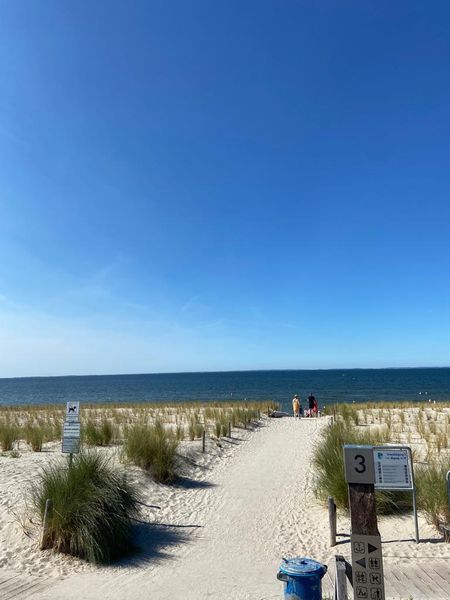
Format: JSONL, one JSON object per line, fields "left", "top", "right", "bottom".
{"left": 312, "top": 396, "right": 318, "bottom": 417}
{"left": 307, "top": 392, "right": 315, "bottom": 418}
{"left": 292, "top": 394, "right": 300, "bottom": 418}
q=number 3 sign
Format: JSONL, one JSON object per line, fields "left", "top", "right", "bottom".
{"left": 344, "top": 445, "right": 376, "bottom": 484}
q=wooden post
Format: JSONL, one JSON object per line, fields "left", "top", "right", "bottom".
{"left": 348, "top": 484, "right": 385, "bottom": 600}
{"left": 228, "top": 422, "right": 231, "bottom": 438}
{"left": 328, "top": 496, "right": 337, "bottom": 546}
{"left": 348, "top": 483, "right": 379, "bottom": 536}
{"left": 40, "top": 498, "right": 53, "bottom": 550}
{"left": 334, "top": 555, "right": 348, "bottom": 600}
{"left": 344, "top": 445, "right": 386, "bottom": 600}
{"left": 244, "top": 416, "right": 247, "bottom": 430}
{"left": 202, "top": 430, "right": 206, "bottom": 453}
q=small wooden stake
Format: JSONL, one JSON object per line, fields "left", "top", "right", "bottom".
{"left": 40, "top": 498, "right": 53, "bottom": 550}
{"left": 228, "top": 422, "right": 231, "bottom": 438}
{"left": 202, "top": 430, "right": 206, "bottom": 453}
{"left": 334, "top": 555, "right": 348, "bottom": 600}
{"left": 328, "top": 496, "right": 337, "bottom": 547}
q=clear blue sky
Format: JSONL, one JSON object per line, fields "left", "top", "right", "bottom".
{"left": 1, "top": 1, "right": 450, "bottom": 377}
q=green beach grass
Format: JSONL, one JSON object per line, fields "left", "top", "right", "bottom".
{"left": 314, "top": 403, "right": 450, "bottom": 533}
{"left": 31, "top": 452, "right": 141, "bottom": 563}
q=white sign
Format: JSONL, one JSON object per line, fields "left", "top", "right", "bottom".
{"left": 373, "top": 448, "right": 412, "bottom": 490}
{"left": 63, "top": 422, "right": 81, "bottom": 438}
{"left": 62, "top": 402, "right": 81, "bottom": 455}
{"left": 66, "top": 402, "right": 80, "bottom": 420}
{"left": 62, "top": 437, "right": 80, "bottom": 454}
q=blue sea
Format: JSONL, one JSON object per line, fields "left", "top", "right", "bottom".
{"left": 0, "top": 368, "right": 449, "bottom": 412}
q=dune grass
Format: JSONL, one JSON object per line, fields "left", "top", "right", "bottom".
{"left": 123, "top": 421, "right": 179, "bottom": 483}
{"left": 416, "top": 458, "right": 450, "bottom": 530}
{"left": 0, "top": 400, "right": 269, "bottom": 473}
{"left": 25, "top": 424, "right": 46, "bottom": 452}
{"left": 316, "top": 402, "right": 450, "bottom": 523}
{"left": 0, "top": 422, "right": 17, "bottom": 451}
{"left": 0, "top": 400, "right": 269, "bottom": 445}
{"left": 31, "top": 452, "right": 141, "bottom": 563}
{"left": 313, "top": 420, "right": 412, "bottom": 514}
{"left": 84, "top": 418, "right": 115, "bottom": 446}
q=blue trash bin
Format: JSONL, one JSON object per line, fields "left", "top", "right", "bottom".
{"left": 277, "top": 557, "right": 327, "bottom": 600}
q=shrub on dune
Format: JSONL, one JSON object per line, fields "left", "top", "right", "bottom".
{"left": 25, "top": 425, "right": 45, "bottom": 452}
{"left": 195, "top": 422, "right": 204, "bottom": 438}
{"left": 0, "top": 422, "right": 17, "bottom": 451}
{"left": 176, "top": 423, "right": 185, "bottom": 441}
{"left": 123, "top": 421, "right": 178, "bottom": 483}
{"left": 84, "top": 420, "right": 102, "bottom": 446}
{"left": 313, "top": 421, "right": 350, "bottom": 508}
{"left": 84, "top": 418, "right": 114, "bottom": 446}
{"left": 416, "top": 458, "right": 450, "bottom": 531}
{"left": 31, "top": 452, "right": 141, "bottom": 563}
{"left": 188, "top": 418, "right": 196, "bottom": 441}
{"left": 100, "top": 417, "right": 114, "bottom": 445}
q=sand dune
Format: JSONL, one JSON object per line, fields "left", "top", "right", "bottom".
{"left": 1, "top": 414, "right": 448, "bottom": 599}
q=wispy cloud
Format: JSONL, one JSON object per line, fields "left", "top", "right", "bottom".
{"left": 277, "top": 321, "right": 301, "bottom": 330}
{"left": 53, "top": 257, "right": 132, "bottom": 306}
{"left": 181, "top": 294, "right": 202, "bottom": 313}
{"left": 0, "top": 125, "right": 29, "bottom": 149}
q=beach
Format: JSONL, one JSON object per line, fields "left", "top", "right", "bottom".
{"left": 0, "top": 407, "right": 449, "bottom": 599}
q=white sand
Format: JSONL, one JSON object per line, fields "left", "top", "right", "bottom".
{"left": 1, "top": 415, "right": 449, "bottom": 599}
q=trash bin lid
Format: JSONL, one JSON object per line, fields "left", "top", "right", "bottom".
{"left": 279, "top": 557, "right": 326, "bottom": 577}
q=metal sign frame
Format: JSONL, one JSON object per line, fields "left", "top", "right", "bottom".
{"left": 447, "top": 470, "right": 450, "bottom": 515}
{"left": 374, "top": 445, "right": 419, "bottom": 544}
{"left": 373, "top": 446, "right": 413, "bottom": 490}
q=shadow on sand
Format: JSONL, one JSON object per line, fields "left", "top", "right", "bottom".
{"left": 120, "top": 521, "right": 199, "bottom": 567}
{"left": 172, "top": 476, "right": 216, "bottom": 490}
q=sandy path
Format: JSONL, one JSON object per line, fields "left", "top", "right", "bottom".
{"left": 35, "top": 417, "right": 326, "bottom": 600}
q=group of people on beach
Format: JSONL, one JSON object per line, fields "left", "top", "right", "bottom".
{"left": 292, "top": 393, "right": 318, "bottom": 418}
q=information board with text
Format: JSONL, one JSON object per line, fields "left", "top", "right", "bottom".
{"left": 373, "top": 448, "right": 412, "bottom": 490}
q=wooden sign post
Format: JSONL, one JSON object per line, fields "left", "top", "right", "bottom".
{"left": 344, "top": 445, "right": 386, "bottom": 600}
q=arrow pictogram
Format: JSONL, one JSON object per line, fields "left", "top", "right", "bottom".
{"left": 356, "top": 558, "right": 366, "bottom": 568}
